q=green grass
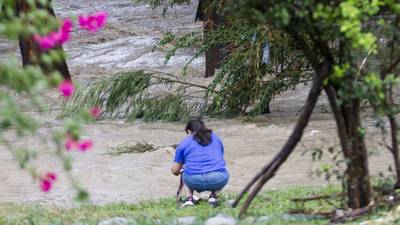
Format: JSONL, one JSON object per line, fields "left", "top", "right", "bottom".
{"left": 0, "top": 186, "right": 391, "bottom": 225}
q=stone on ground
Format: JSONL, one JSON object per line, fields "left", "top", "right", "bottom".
{"left": 176, "top": 216, "right": 196, "bottom": 225}
{"left": 205, "top": 213, "right": 236, "bottom": 225}
{"left": 98, "top": 217, "right": 129, "bottom": 225}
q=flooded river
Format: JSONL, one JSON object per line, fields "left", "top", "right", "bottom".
{"left": 0, "top": 0, "right": 394, "bottom": 205}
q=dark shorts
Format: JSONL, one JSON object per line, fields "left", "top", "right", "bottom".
{"left": 183, "top": 171, "right": 229, "bottom": 192}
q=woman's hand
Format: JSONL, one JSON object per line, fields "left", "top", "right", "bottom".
{"left": 171, "top": 162, "right": 183, "bottom": 176}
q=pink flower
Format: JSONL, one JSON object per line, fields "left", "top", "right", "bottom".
{"left": 65, "top": 137, "right": 78, "bottom": 151}
{"left": 39, "top": 172, "right": 57, "bottom": 193}
{"left": 89, "top": 106, "right": 101, "bottom": 119}
{"left": 77, "top": 140, "right": 93, "bottom": 152}
{"left": 40, "top": 179, "right": 52, "bottom": 192}
{"left": 45, "top": 172, "right": 57, "bottom": 181}
{"left": 33, "top": 34, "right": 55, "bottom": 50}
{"left": 78, "top": 11, "right": 107, "bottom": 33}
{"left": 58, "top": 80, "right": 75, "bottom": 98}
{"left": 33, "top": 19, "right": 73, "bottom": 50}
{"left": 60, "top": 19, "right": 73, "bottom": 43}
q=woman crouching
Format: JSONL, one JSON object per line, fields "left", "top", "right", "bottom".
{"left": 171, "top": 119, "right": 229, "bottom": 207}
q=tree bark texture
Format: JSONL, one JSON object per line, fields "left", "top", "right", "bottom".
{"left": 386, "top": 83, "right": 400, "bottom": 189}
{"left": 389, "top": 113, "right": 400, "bottom": 189}
{"left": 16, "top": 0, "right": 71, "bottom": 80}
{"left": 203, "top": 4, "right": 220, "bottom": 78}
{"left": 325, "top": 85, "right": 372, "bottom": 209}
{"left": 196, "top": 0, "right": 225, "bottom": 78}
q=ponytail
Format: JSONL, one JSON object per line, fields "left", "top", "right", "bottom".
{"left": 185, "top": 120, "right": 212, "bottom": 145}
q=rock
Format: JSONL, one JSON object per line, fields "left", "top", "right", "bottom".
{"left": 176, "top": 216, "right": 196, "bottom": 225}
{"left": 241, "top": 216, "right": 256, "bottom": 224}
{"left": 226, "top": 199, "right": 235, "bottom": 207}
{"left": 205, "top": 213, "right": 236, "bottom": 225}
{"left": 335, "top": 209, "right": 345, "bottom": 218}
{"left": 256, "top": 216, "right": 271, "bottom": 223}
{"left": 98, "top": 217, "right": 129, "bottom": 225}
{"left": 309, "top": 130, "right": 320, "bottom": 136}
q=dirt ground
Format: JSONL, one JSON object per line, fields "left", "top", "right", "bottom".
{"left": 0, "top": 0, "right": 395, "bottom": 205}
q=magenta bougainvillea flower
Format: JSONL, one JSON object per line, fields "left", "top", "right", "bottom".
{"left": 33, "top": 34, "right": 55, "bottom": 50}
{"left": 77, "top": 140, "right": 93, "bottom": 152}
{"left": 60, "top": 19, "right": 73, "bottom": 42}
{"left": 89, "top": 106, "right": 101, "bottom": 119}
{"left": 45, "top": 172, "right": 57, "bottom": 181}
{"left": 40, "top": 179, "right": 52, "bottom": 192}
{"left": 39, "top": 172, "right": 57, "bottom": 193}
{"left": 65, "top": 137, "right": 78, "bottom": 151}
{"left": 33, "top": 19, "right": 73, "bottom": 50}
{"left": 78, "top": 12, "right": 107, "bottom": 33}
{"left": 65, "top": 135, "right": 94, "bottom": 153}
{"left": 58, "top": 80, "right": 75, "bottom": 98}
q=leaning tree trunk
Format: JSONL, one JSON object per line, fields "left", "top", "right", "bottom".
{"left": 233, "top": 61, "right": 329, "bottom": 217}
{"left": 326, "top": 85, "right": 372, "bottom": 208}
{"left": 16, "top": 0, "right": 71, "bottom": 80}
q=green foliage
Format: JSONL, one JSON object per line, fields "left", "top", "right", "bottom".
{"left": 61, "top": 71, "right": 196, "bottom": 122}
{"left": 204, "top": 25, "right": 310, "bottom": 116}
{"left": 155, "top": 24, "right": 312, "bottom": 119}
{"left": 305, "top": 146, "right": 347, "bottom": 183}
{"left": 221, "top": 0, "right": 400, "bottom": 211}
{"left": 0, "top": 0, "right": 95, "bottom": 201}
{"left": 0, "top": 186, "right": 351, "bottom": 225}
{"left": 124, "top": 1, "right": 313, "bottom": 122}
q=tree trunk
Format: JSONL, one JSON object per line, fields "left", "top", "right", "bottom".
{"left": 386, "top": 83, "right": 400, "bottom": 189}
{"left": 203, "top": 4, "right": 220, "bottom": 78}
{"left": 16, "top": 1, "right": 36, "bottom": 66}
{"left": 388, "top": 114, "right": 400, "bottom": 189}
{"left": 44, "top": 0, "right": 71, "bottom": 80}
{"left": 325, "top": 85, "right": 372, "bottom": 209}
{"left": 197, "top": 0, "right": 226, "bottom": 78}
{"left": 16, "top": 0, "right": 71, "bottom": 80}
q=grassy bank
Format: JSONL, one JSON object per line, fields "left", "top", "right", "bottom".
{"left": 0, "top": 186, "right": 390, "bottom": 225}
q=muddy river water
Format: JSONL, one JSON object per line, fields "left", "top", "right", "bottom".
{"left": 0, "top": 0, "right": 394, "bottom": 205}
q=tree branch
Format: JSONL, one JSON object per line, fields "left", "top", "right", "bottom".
{"left": 325, "top": 85, "right": 351, "bottom": 158}
{"left": 236, "top": 61, "right": 329, "bottom": 217}
{"left": 232, "top": 28, "right": 324, "bottom": 209}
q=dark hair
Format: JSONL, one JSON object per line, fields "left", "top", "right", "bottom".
{"left": 185, "top": 119, "right": 212, "bottom": 145}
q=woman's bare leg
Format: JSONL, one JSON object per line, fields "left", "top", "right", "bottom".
{"left": 185, "top": 184, "right": 194, "bottom": 198}
{"left": 180, "top": 184, "right": 195, "bottom": 207}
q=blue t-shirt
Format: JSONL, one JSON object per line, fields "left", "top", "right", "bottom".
{"left": 174, "top": 133, "right": 227, "bottom": 175}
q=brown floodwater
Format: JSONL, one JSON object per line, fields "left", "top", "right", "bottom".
{"left": 0, "top": 0, "right": 395, "bottom": 205}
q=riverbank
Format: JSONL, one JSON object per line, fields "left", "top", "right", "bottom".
{"left": 1, "top": 185, "right": 374, "bottom": 225}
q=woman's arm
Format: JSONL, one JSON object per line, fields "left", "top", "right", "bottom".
{"left": 171, "top": 162, "right": 183, "bottom": 176}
